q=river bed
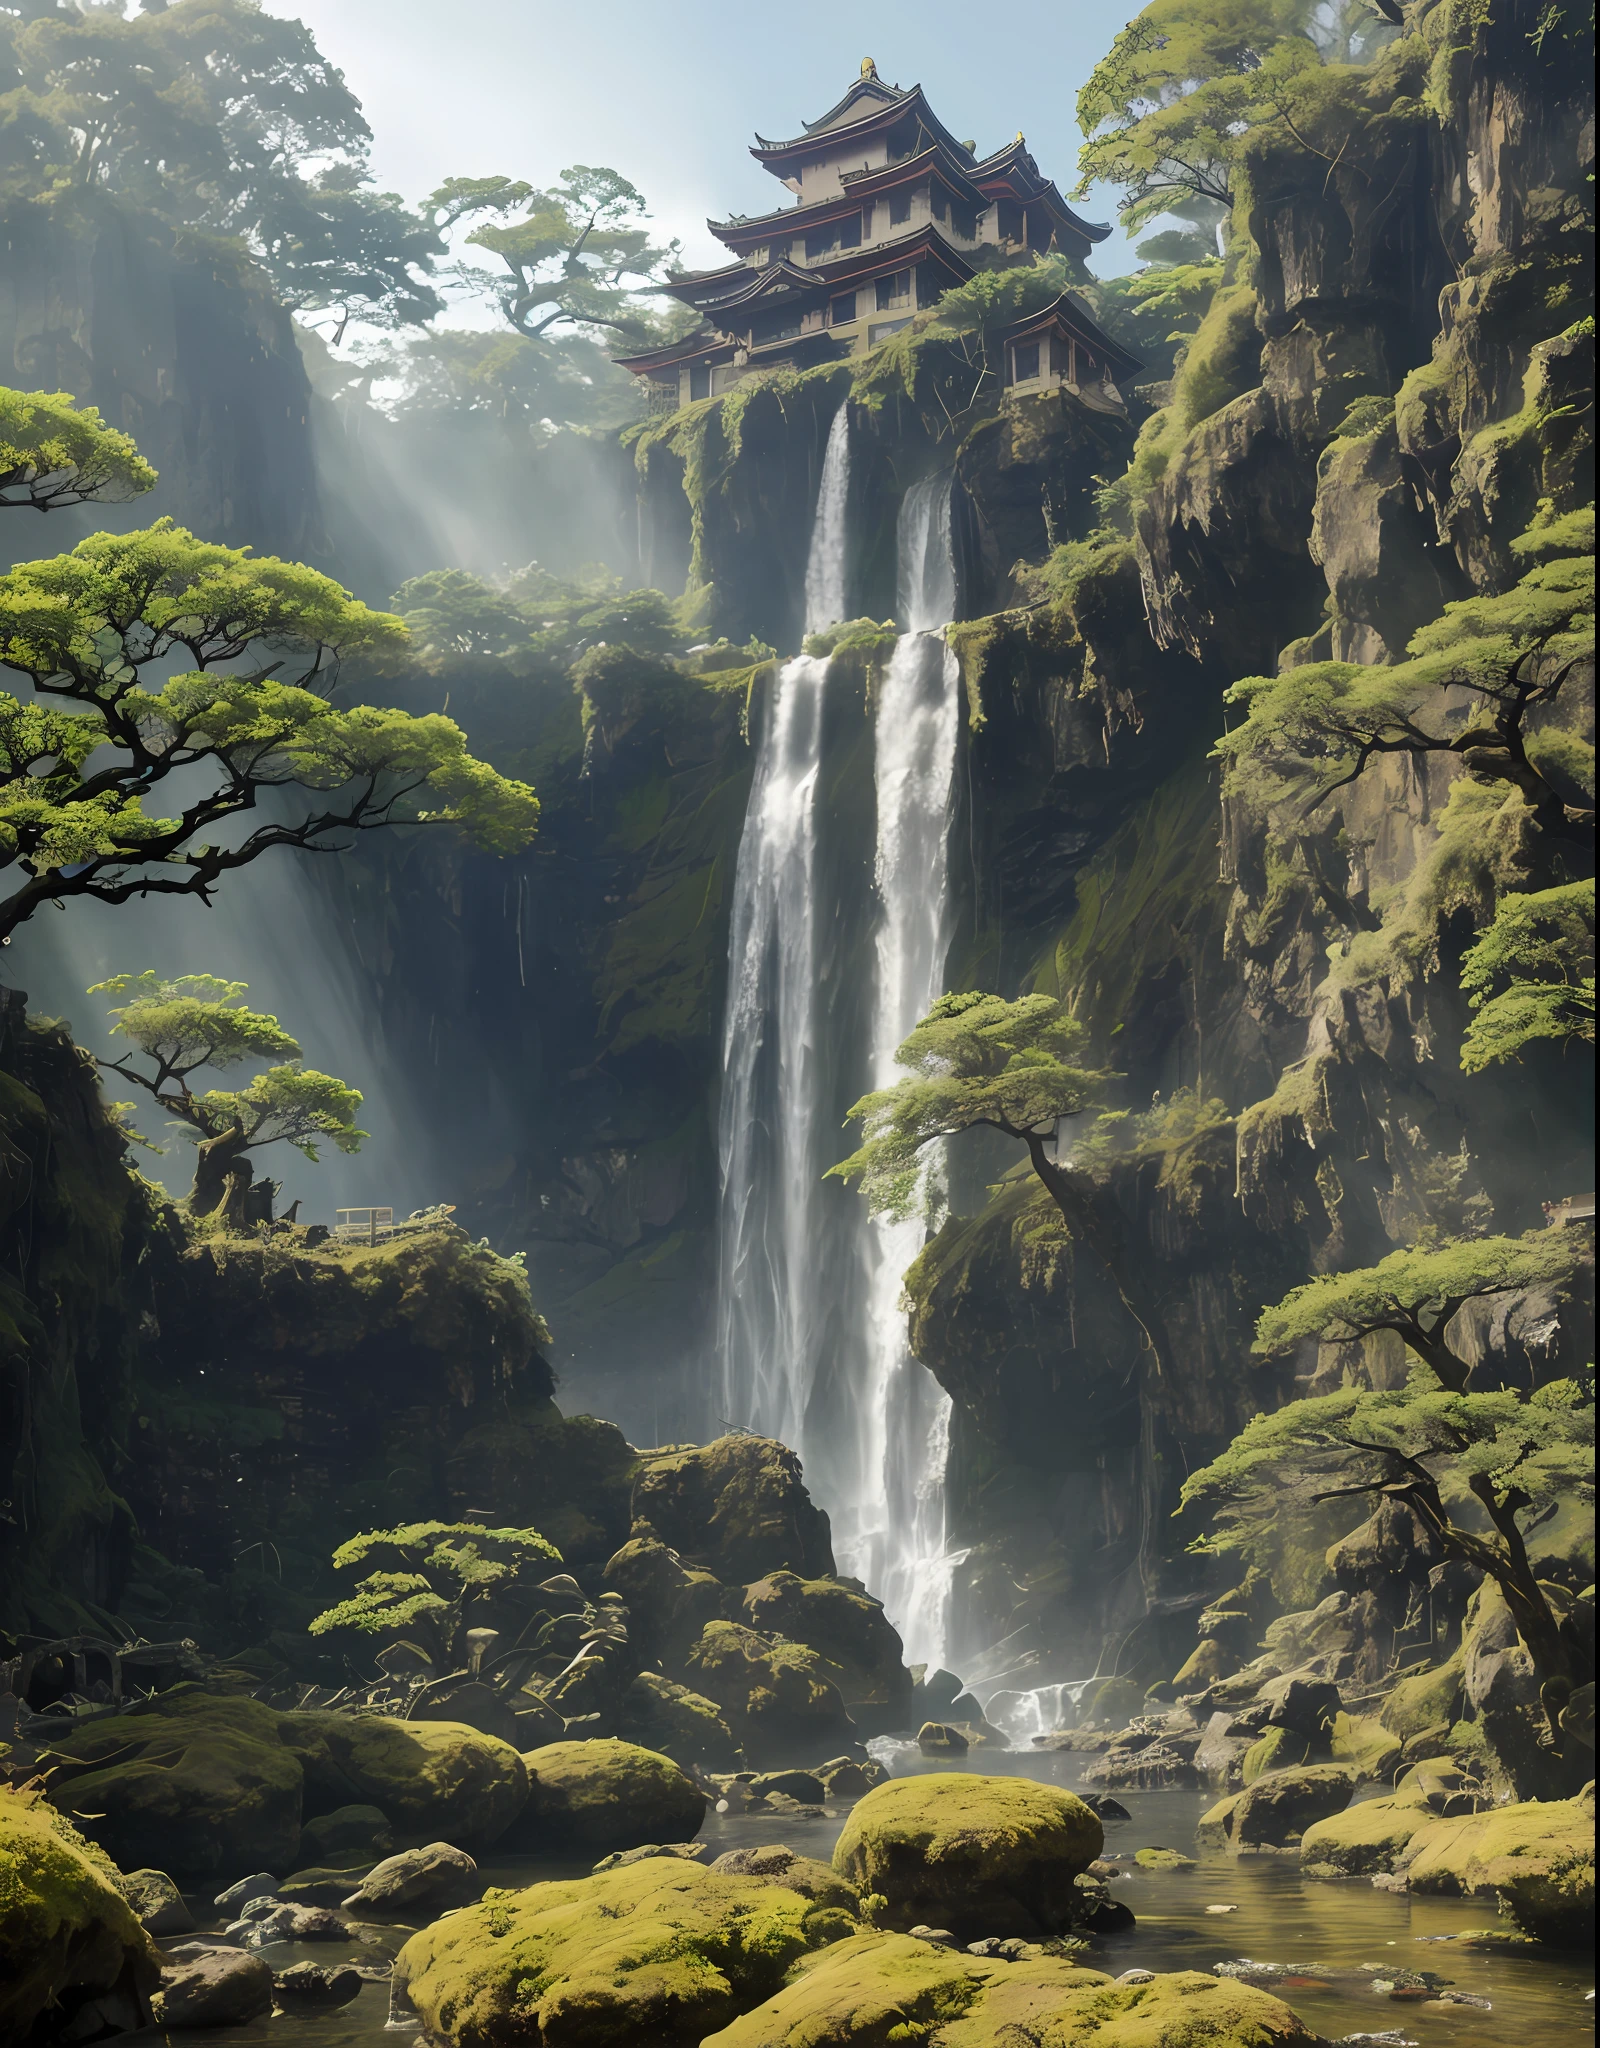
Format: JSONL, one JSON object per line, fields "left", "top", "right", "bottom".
{"left": 155, "top": 1746, "right": 1594, "bottom": 2048}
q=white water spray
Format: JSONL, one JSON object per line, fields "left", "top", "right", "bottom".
{"left": 832, "top": 474, "right": 962, "bottom": 1668}
{"left": 716, "top": 406, "right": 850, "bottom": 1440}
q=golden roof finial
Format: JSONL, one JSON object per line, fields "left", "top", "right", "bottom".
{"left": 861, "top": 56, "right": 879, "bottom": 78}
{"left": 1016, "top": 130, "right": 1026, "bottom": 143}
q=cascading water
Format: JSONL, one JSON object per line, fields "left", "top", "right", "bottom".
{"left": 830, "top": 473, "right": 963, "bottom": 1668}
{"left": 716, "top": 405, "right": 850, "bottom": 1442}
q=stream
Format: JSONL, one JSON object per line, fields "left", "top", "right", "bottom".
{"left": 149, "top": 1748, "right": 1593, "bottom": 2048}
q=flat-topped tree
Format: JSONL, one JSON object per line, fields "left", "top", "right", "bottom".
{"left": 91, "top": 972, "right": 365, "bottom": 1216}
{"left": 1, "top": 386, "right": 158, "bottom": 513}
{"left": 0, "top": 519, "right": 539, "bottom": 944}
{"left": 1253, "top": 1233, "right": 1586, "bottom": 1392}
{"left": 829, "top": 991, "right": 1170, "bottom": 1368}
{"left": 1459, "top": 880, "right": 1595, "bottom": 1074}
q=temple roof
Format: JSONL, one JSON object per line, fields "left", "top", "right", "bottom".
{"left": 708, "top": 144, "right": 992, "bottom": 252}
{"left": 663, "top": 224, "right": 977, "bottom": 316}
{"left": 750, "top": 81, "right": 975, "bottom": 177}
{"left": 1001, "top": 291, "right": 1143, "bottom": 381}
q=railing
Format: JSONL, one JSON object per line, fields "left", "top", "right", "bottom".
{"left": 335, "top": 1206, "right": 395, "bottom": 1244}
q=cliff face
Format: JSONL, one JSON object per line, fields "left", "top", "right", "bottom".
{"left": 0, "top": 191, "right": 320, "bottom": 564}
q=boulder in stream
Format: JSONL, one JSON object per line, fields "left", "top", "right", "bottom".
{"left": 832, "top": 1773, "right": 1103, "bottom": 1938}
{"left": 508, "top": 1736, "right": 707, "bottom": 1852}
{"left": 342, "top": 1842, "right": 479, "bottom": 1918}
{"left": 153, "top": 1947, "right": 274, "bottom": 2028}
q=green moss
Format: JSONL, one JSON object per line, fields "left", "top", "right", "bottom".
{"left": 397, "top": 1857, "right": 837, "bottom": 2047}
{"left": 1381, "top": 1650, "right": 1466, "bottom": 1739}
{"left": 283, "top": 1710, "right": 528, "bottom": 1847}
{"left": 616, "top": 1672, "right": 741, "bottom": 1770}
{"left": 1403, "top": 1789, "right": 1594, "bottom": 1944}
{"left": 833, "top": 1774, "right": 1102, "bottom": 1939}
{"left": 1329, "top": 1712, "right": 1404, "bottom": 1782}
{"left": 509, "top": 1738, "right": 705, "bottom": 1853}
{"left": 0, "top": 1789, "right": 160, "bottom": 2043}
{"left": 739, "top": 1572, "right": 910, "bottom": 1711}
{"left": 684, "top": 1622, "right": 853, "bottom": 1762}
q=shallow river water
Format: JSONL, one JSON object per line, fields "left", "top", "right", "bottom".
{"left": 157, "top": 1747, "right": 1594, "bottom": 2048}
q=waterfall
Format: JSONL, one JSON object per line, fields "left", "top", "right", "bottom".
{"left": 832, "top": 474, "right": 962, "bottom": 1669}
{"left": 716, "top": 406, "right": 850, "bottom": 1441}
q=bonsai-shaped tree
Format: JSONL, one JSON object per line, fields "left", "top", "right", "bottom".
{"left": 0, "top": 518, "right": 539, "bottom": 943}
{"left": 828, "top": 991, "right": 1173, "bottom": 1365}
{"left": 308, "top": 1520, "right": 563, "bottom": 1674}
{"left": 1459, "top": 880, "right": 1595, "bottom": 1074}
{"left": 91, "top": 972, "right": 365, "bottom": 1217}
{"left": 1180, "top": 1377, "right": 1595, "bottom": 1719}
{"left": 1, "top": 385, "right": 158, "bottom": 513}
{"left": 1253, "top": 1233, "right": 1586, "bottom": 1392}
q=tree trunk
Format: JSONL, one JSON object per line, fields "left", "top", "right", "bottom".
{"left": 191, "top": 1124, "right": 249, "bottom": 1215}
{"left": 1024, "top": 1134, "right": 1176, "bottom": 1377}
{"left": 217, "top": 1155, "right": 255, "bottom": 1234}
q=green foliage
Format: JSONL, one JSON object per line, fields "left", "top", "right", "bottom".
{"left": 1254, "top": 1233, "right": 1584, "bottom": 1391}
{"left": 0, "top": 385, "right": 157, "bottom": 512}
{"left": 1181, "top": 1377, "right": 1595, "bottom": 1689}
{"left": 191, "top": 1064, "right": 365, "bottom": 1163}
{"left": 829, "top": 992, "right": 1113, "bottom": 1222}
{"left": 1460, "top": 880, "right": 1596, "bottom": 1072}
{"left": 390, "top": 570, "right": 535, "bottom": 660}
{"left": 1087, "top": 258, "right": 1224, "bottom": 387}
{"left": 94, "top": 971, "right": 300, "bottom": 1079}
{"left": 311, "top": 1521, "right": 561, "bottom": 1659}
{"left": 0, "top": 0, "right": 448, "bottom": 329}
{"left": 1218, "top": 516, "right": 1595, "bottom": 821}
{"left": 0, "top": 519, "right": 538, "bottom": 938}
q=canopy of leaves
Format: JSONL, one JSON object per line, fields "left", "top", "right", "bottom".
{"left": 0, "top": 384, "right": 157, "bottom": 511}
{"left": 194, "top": 1062, "right": 365, "bottom": 1159}
{"left": 1180, "top": 1377, "right": 1594, "bottom": 1563}
{"left": 0, "top": 519, "right": 538, "bottom": 937}
{"left": 1217, "top": 521, "right": 1596, "bottom": 819}
{"left": 453, "top": 164, "right": 682, "bottom": 349}
{"left": 1255, "top": 1233, "right": 1583, "bottom": 1356}
{"left": 1460, "top": 880, "right": 1596, "bottom": 1072}
{"left": 310, "top": 1521, "right": 561, "bottom": 1640}
{"left": 93, "top": 970, "right": 300, "bottom": 1075}
{"left": 0, "top": 0, "right": 454, "bottom": 329}
{"left": 829, "top": 991, "right": 1113, "bottom": 1221}
{"left": 1088, "top": 257, "right": 1223, "bottom": 385}
{"left": 391, "top": 569, "right": 537, "bottom": 660}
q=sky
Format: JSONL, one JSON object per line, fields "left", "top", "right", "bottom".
{"left": 285, "top": 0, "right": 1147, "bottom": 287}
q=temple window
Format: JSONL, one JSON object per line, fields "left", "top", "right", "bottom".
{"left": 839, "top": 212, "right": 862, "bottom": 249}
{"left": 876, "top": 270, "right": 911, "bottom": 311}
{"left": 1011, "top": 341, "right": 1040, "bottom": 383}
{"left": 689, "top": 364, "right": 713, "bottom": 401}
{"left": 830, "top": 293, "right": 858, "bottom": 326}
{"left": 889, "top": 192, "right": 912, "bottom": 227}
{"left": 998, "top": 199, "right": 1023, "bottom": 243}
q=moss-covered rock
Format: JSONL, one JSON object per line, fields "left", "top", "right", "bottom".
{"left": 1297, "top": 1758, "right": 1480, "bottom": 1874}
{"left": 702, "top": 1931, "right": 1319, "bottom": 2046}
{"left": 685, "top": 1621, "right": 854, "bottom": 1762}
{"left": 602, "top": 1535, "right": 725, "bottom": 1665}
{"left": 1401, "top": 1787, "right": 1595, "bottom": 1945}
{"left": 1380, "top": 1649, "right": 1465, "bottom": 1739}
{"left": 1329, "top": 1711, "right": 1403, "bottom": 1782}
{"left": 507, "top": 1738, "right": 706, "bottom": 1853}
{"left": 1197, "top": 1766, "right": 1355, "bottom": 1849}
{"left": 0, "top": 1789, "right": 160, "bottom": 2045}
{"left": 707, "top": 1844, "right": 860, "bottom": 1916}
{"left": 43, "top": 1695, "right": 305, "bottom": 1876}
{"left": 616, "top": 1671, "right": 741, "bottom": 1769}
{"left": 739, "top": 1571, "right": 910, "bottom": 1716}
{"left": 632, "top": 1436, "right": 834, "bottom": 1582}
{"left": 832, "top": 1773, "right": 1103, "bottom": 1938}
{"left": 395, "top": 1857, "right": 841, "bottom": 2045}
{"left": 284, "top": 1711, "right": 528, "bottom": 1848}
{"left": 296, "top": 1803, "right": 392, "bottom": 1870}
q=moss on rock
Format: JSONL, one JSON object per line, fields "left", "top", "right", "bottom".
{"left": 832, "top": 1773, "right": 1102, "bottom": 1938}
{"left": 685, "top": 1621, "right": 854, "bottom": 1763}
{"left": 1402, "top": 1787, "right": 1595, "bottom": 1946}
{"left": 0, "top": 1788, "right": 160, "bottom": 2044}
{"left": 1197, "top": 1766, "right": 1355, "bottom": 1850}
{"left": 633, "top": 1435, "right": 834, "bottom": 1582}
{"left": 702, "top": 1931, "right": 1319, "bottom": 2046}
{"left": 508, "top": 1738, "right": 706, "bottom": 1853}
{"left": 1380, "top": 1650, "right": 1465, "bottom": 1739}
{"left": 43, "top": 1694, "right": 305, "bottom": 1876}
{"left": 284, "top": 1711, "right": 528, "bottom": 1848}
{"left": 396, "top": 1856, "right": 838, "bottom": 2046}
{"left": 616, "top": 1671, "right": 741, "bottom": 1770}
{"left": 1329, "top": 1712, "right": 1403, "bottom": 1782}
{"left": 739, "top": 1571, "right": 910, "bottom": 1713}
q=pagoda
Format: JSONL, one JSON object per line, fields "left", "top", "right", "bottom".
{"left": 617, "top": 61, "right": 1138, "bottom": 412}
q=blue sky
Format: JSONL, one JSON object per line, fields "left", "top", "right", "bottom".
{"left": 286, "top": 0, "right": 1146, "bottom": 284}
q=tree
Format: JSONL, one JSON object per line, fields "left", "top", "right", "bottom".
{"left": 1459, "top": 880, "right": 1595, "bottom": 1073}
{"left": 1074, "top": 0, "right": 1315, "bottom": 233}
{"left": 449, "top": 164, "right": 683, "bottom": 349}
{"left": 0, "top": 0, "right": 452, "bottom": 331}
{"left": 308, "top": 1520, "right": 562, "bottom": 1672}
{"left": 91, "top": 971, "right": 365, "bottom": 1215}
{"left": 0, "top": 519, "right": 539, "bottom": 943}
{"left": 1180, "top": 1377, "right": 1595, "bottom": 1707}
{"left": 389, "top": 570, "right": 536, "bottom": 661}
{"left": 1, "top": 385, "right": 157, "bottom": 512}
{"left": 1252, "top": 1233, "right": 1585, "bottom": 1391}
{"left": 828, "top": 991, "right": 1174, "bottom": 1364}
{"left": 1218, "top": 518, "right": 1596, "bottom": 841}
